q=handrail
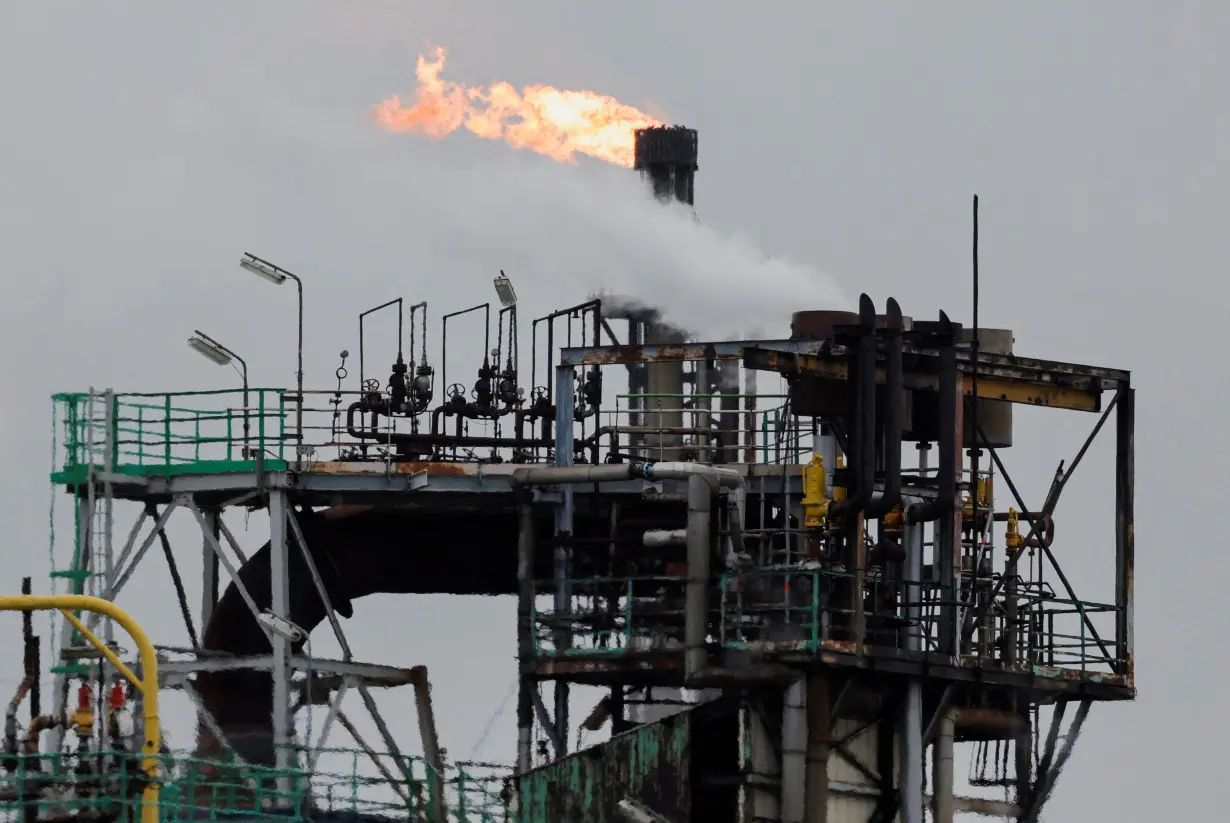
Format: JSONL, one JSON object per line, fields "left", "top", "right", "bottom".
{"left": 0, "top": 595, "right": 160, "bottom": 823}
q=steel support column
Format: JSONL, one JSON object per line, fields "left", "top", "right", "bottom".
{"left": 268, "top": 490, "right": 293, "bottom": 791}
{"left": 552, "top": 363, "right": 575, "bottom": 752}
{"left": 1115, "top": 386, "right": 1135, "bottom": 679}
{"left": 803, "top": 675, "right": 829, "bottom": 823}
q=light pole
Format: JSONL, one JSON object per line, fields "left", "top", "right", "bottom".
{"left": 188, "top": 330, "right": 250, "bottom": 457}
{"left": 240, "top": 252, "right": 304, "bottom": 463}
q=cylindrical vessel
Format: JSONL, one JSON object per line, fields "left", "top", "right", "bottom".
{"left": 961, "top": 327, "right": 1014, "bottom": 449}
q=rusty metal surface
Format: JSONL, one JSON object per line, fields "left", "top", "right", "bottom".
{"left": 516, "top": 710, "right": 692, "bottom": 823}
{"left": 743, "top": 347, "right": 1105, "bottom": 412}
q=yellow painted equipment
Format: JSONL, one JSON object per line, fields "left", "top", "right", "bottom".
{"left": 0, "top": 595, "right": 161, "bottom": 823}
{"left": 801, "top": 452, "right": 829, "bottom": 530}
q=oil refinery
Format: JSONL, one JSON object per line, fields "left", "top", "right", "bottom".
{"left": 1, "top": 125, "right": 1135, "bottom": 822}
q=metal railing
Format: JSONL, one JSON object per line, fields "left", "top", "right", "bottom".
{"left": 52, "top": 389, "right": 288, "bottom": 482}
{"left": 528, "top": 569, "right": 1120, "bottom": 674}
{"left": 0, "top": 750, "right": 307, "bottom": 823}
{"left": 306, "top": 747, "right": 510, "bottom": 822}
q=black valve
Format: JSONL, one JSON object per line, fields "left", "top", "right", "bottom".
{"left": 497, "top": 364, "right": 520, "bottom": 408}
{"left": 581, "top": 368, "right": 603, "bottom": 409}
{"left": 389, "top": 354, "right": 409, "bottom": 412}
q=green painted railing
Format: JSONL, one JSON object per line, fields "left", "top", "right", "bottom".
{"left": 1, "top": 747, "right": 512, "bottom": 823}
{"left": 50, "top": 389, "right": 288, "bottom": 484}
{"left": 307, "top": 747, "right": 511, "bottom": 822}
{"left": 0, "top": 749, "right": 307, "bottom": 822}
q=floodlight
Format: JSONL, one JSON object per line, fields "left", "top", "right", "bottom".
{"left": 240, "top": 255, "right": 288, "bottom": 285}
{"left": 188, "top": 331, "right": 233, "bottom": 366}
{"left": 258, "top": 610, "right": 306, "bottom": 643}
{"left": 493, "top": 271, "right": 517, "bottom": 308}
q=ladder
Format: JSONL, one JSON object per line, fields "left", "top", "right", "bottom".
{"left": 48, "top": 389, "right": 117, "bottom": 753}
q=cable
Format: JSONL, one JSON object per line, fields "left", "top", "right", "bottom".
{"left": 468, "top": 681, "right": 516, "bottom": 759}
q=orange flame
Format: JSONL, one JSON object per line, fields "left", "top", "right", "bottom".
{"left": 373, "top": 45, "right": 663, "bottom": 167}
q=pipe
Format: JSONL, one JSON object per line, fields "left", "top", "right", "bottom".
{"left": 24, "top": 714, "right": 62, "bottom": 755}
{"left": 780, "top": 677, "right": 807, "bottom": 823}
{"left": 4, "top": 676, "right": 33, "bottom": 765}
{"left": 684, "top": 473, "right": 715, "bottom": 682}
{"left": 512, "top": 464, "right": 644, "bottom": 486}
{"left": 931, "top": 708, "right": 955, "bottom": 823}
{"left": 899, "top": 497, "right": 924, "bottom": 822}
{"left": 643, "top": 529, "right": 687, "bottom": 548}
{"left": 829, "top": 294, "right": 877, "bottom": 519}
{"left": 907, "top": 312, "right": 958, "bottom": 525}
{"left": 866, "top": 297, "right": 903, "bottom": 518}
{"left": 516, "top": 496, "right": 535, "bottom": 774}
{"left": 641, "top": 461, "right": 743, "bottom": 488}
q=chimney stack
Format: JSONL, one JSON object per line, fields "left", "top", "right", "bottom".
{"left": 634, "top": 126, "right": 699, "bottom": 207}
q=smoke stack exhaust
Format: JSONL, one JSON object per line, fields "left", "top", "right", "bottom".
{"left": 634, "top": 126, "right": 699, "bottom": 207}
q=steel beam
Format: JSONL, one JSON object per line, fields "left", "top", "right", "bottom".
{"left": 558, "top": 338, "right": 825, "bottom": 367}
{"left": 742, "top": 347, "right": 1106, "bottom": 412}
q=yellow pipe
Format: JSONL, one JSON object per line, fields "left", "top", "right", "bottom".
{"left": 0, "top": 595, "right": 160, "bottom": 823}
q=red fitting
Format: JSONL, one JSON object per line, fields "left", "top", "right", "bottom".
{"left": 109, "top": 681, "right": 125, "bottom": 710}
{"left": 77, "top": 684, "right": 91, "bottom": 710}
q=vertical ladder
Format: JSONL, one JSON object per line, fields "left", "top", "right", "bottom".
{"left": 47, "top": 388, "right": 117, "bottom": 754}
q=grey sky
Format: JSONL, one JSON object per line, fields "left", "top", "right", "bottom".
{"left": 1, "top": 1, "right": 1225, "bottom": 819}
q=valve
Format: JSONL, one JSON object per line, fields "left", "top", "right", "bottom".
{"left": 412, "top": 361, "right": 435, "bottom": 411}
{"left": 528, "top": 387, "right": 551, "bottom": 420}
{"left": 801, "top": 452, "right": 829, "bottom": 531}
{"left": 801, "top": 452, "right": 829, "bottom": 556}
{"left": 1006, "top": 507, "right": 1023, "bottom": 553}
{"left": 446, "top": 383, "right": 468, "bottom": 415}
{"left": 497, "top": 364, "right": 520, "bottom": 409}
{"left": 581, "top": 368, "right": 603, "bottom": 410}
{"left": 473, "top": 354, "right": 496, "bottom": 413}
{"left": 389, "top": 354, "right": 409, "bottom": 412}
{"left": 71, "top": 683, "right": 94, "bottom": 738}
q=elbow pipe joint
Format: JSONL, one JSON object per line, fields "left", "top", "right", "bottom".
{"left": 866, "top": 297, "right": 904, "bottom": 518}
{"left": 830, "top": 294, "right": 877, "bottom": 519}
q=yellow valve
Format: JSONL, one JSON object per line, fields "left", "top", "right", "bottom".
{"left": 801, "top": 452, "right": 829, "bottom": 530}
{"left": 964, "top": 476, "right": 993, "bottom": 519}
{"left": 71, "top": 683, "right": 95, "bottom": 736}
{"left": 1006, "top": 507, "right": 1023, "bottom": 551}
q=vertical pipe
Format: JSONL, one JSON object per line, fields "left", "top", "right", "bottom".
{"left": 1115, "top": 386, "right": 1135, "bottom": 680}
{"left": 684, "top": 474, "right": 713, "bottom": 682}
{"left": 21, "top": 578, "right": 39, "bottom": 719}
{"left": 803, "top": 675, "right": 829, "bottom": 823}
{"left": 552, "top": 364, "right": 575, "bottom": 751}
{"left": 268, "top": 490, "right": 292, "bottom": 794}
{"left": 931, "top": 709, "right": 954, "bottom": 823}
{"left": 201, "top": 509, "right": 220, "bottom": 634}
{"left": 780, "top": 679, "right": 807, "bottom": 823}
{"left": 412, "top": 668, "right": 447, "bottom": 823}
{"left": 901, "top": 502, "right": 924, "bottom": 823}
{"left": 516, "top": 496, "right": 536, "bottom": 773}
{"left": 102, "top": 390, "right": 116, "bottom": 647}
